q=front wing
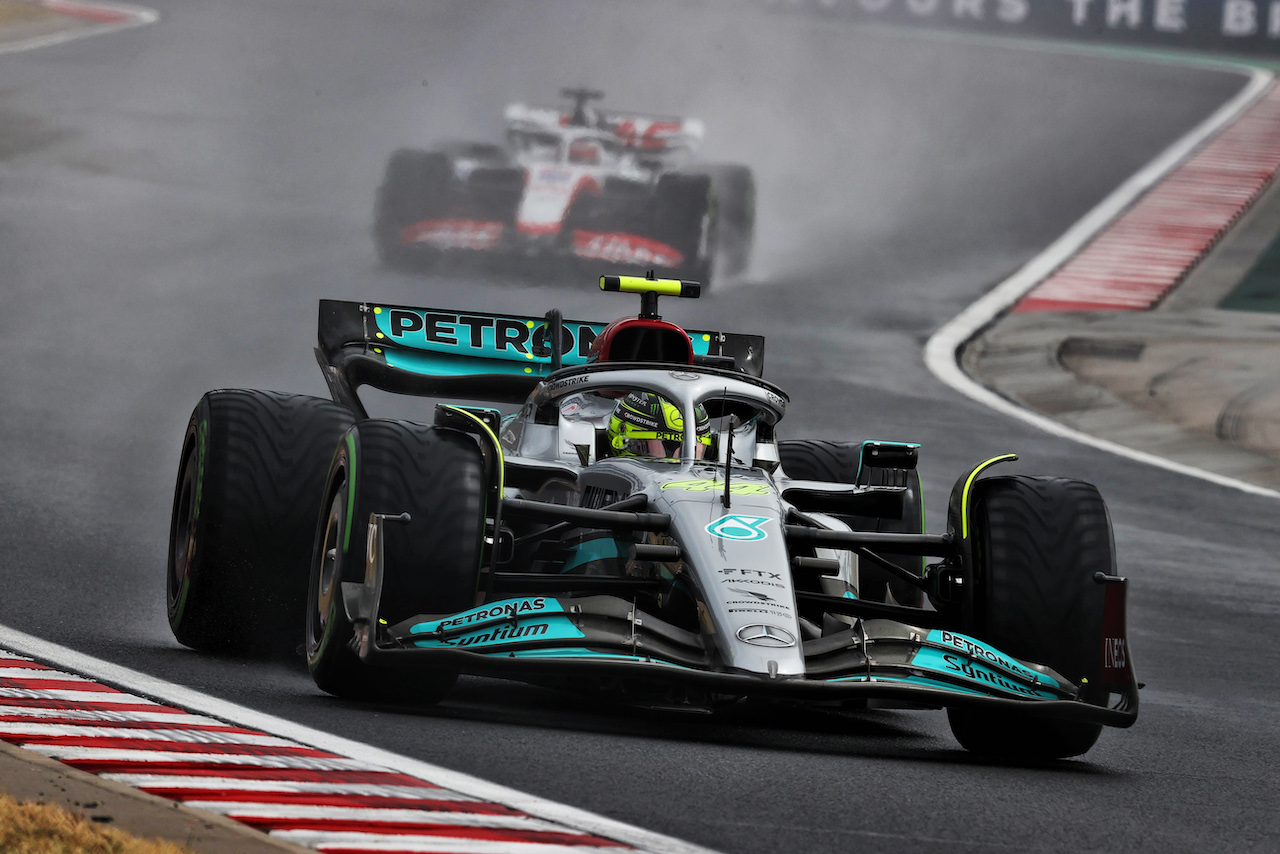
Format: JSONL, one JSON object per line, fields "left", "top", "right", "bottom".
{"left": 354, "top": 593, "right": 1138, "bottom": 728}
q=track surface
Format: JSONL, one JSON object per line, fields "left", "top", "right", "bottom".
{"left": 1, "top": 1, "right": 1277, "bottom": 850}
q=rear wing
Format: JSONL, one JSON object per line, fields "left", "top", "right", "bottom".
{"left": 316, "top": 299, "right": 765, "bottom": 414}
{"left": 503, "top": 102, "right": 704, "bottom": 153}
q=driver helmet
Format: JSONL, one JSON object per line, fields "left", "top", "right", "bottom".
{"left": 607, "top": 391, "right": 712, "bottom": 459}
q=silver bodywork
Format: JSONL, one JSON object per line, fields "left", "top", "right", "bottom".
{"left": 498, "top": 365, "right": 862, "bottom": 680}
{"left": 310, "top": 294, "right": 1137, "bottom": 739}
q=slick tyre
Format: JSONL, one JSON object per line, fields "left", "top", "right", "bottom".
{"left": 778, "top": 439, "right": 924, "bottom": 606}
{"left": 306, "top": 420, "right": 486, "bottom": 703}
{"left": 167, "top": 390, "right": 356, "bottom": 656}
{"left": 373, "top": 149, "right": 450, "bottom": 271}
{"left": 947, "top": 476, "right": 1114, "bottom": 760}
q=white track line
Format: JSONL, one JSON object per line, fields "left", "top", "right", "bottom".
{"left": 0, "top": 0, "right": 156, "bottom": 55}
{"left": 185, "top": 802, "right": 575, "bottom": 832}
{"left": 268, "top": 832, "right": 629, "bottom": 854}
{"left": 0, "top": 687, "right": 164, "bottom": 703}
{"left": 25, "top": 746, "right": 376, "bottom": 769}
{"left": 0, "top": 707, "right": 228, "bottom": 724}
{"left": 0, "top": 723, "right": 300, "bottom": 746}
{"left": 923, "top": 62, "right": 1280, "bottom": 501}
{"left": 102, "top": 777, "right": 479, "bottom": 800}
{"left": 0, "top": 625, "right": 720, "bottom": 854}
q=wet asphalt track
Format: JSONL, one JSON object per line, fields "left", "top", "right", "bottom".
{"left": 1, "top": 1, "right": 1278, "bottom": 851}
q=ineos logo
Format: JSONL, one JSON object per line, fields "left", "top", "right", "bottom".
{"left": 735, "top": 624, "right": 795, "bottom": 648}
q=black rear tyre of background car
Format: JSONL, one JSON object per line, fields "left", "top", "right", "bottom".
{"left": 947, "top": 476, "right": 1114, "bottom": 760}
{"left": 777, "top": 439, "right": 924, "bottom": 606}
{"left": 306, "top": 420, "right": 487, "bottom": 703}
{"left": 166, "top": 390, "right": 355, "bottom": 656}
{"left": 373, "top": 149, "right": 451, "bottom": 270}
{"left": 700, "top": 164, "right": 755, "bottom": 276}
{"left": 652, "top": 172, "right": 716, "bottom": 286}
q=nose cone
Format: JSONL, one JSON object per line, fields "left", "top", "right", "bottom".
{"left": 656, "top": 471, "right": 806, "bottom": 678}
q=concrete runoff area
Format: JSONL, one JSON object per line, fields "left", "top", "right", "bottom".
{"left": 1220, "top": 232, "right": 1280, "bottom": 313}
{"left": 967, "top": 152, "right": 1280, "bottom": 492}
{"left": 0, "top": 0, "right": 91, "bottom": 42}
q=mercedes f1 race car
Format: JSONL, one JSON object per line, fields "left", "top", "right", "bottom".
{"left": 373, "top": 89, "right": 754, "bottom": 285}
{"left": 167, "top": 275, "right": 1137, "bottom": 760}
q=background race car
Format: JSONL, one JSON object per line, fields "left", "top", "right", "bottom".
{"left": 373, "top": 89, "right": 755, "bottom": 285}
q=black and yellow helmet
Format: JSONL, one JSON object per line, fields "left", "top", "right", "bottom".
{"left": 607, "top": 391, "right": 712, "bottom": 459}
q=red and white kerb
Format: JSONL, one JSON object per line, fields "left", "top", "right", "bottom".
{"left": 0, "top": 649, "right": 637, "bottom": 853}
{"left": 1014, "top": 83, "right": 1280, "bottom": 313}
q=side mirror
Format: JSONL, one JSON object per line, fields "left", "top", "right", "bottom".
{"left": 860, "top": 441, "right": 918, "bottom": 473}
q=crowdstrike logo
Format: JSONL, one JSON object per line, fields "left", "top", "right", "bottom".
{"left": 728, "top": 587, "right": 774, "bottom": 602}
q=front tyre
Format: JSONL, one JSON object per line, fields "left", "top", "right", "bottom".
{"left": 947, "top": 476, "right": 1114, "bottom": 760}
{"left": 166, "top": 390, "right": 355, "bottom": 656}
{"left": 306, "top": 420, "right": 487, "bottom": 703}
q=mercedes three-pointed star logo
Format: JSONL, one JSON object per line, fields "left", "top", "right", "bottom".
{"left": 735, "top": 624, "right": 796, "bottom": 648}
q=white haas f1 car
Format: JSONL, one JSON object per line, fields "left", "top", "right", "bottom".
{"left": 167, "top": 275, "right": 1138, "bottom": 760}
{"left": 373, "top": 89, "right": 754, "bottom": 285}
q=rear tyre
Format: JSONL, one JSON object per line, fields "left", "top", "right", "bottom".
{"left": 166, "top": 390, "right": 355, "bottom": 656}
{"left": 373, "top": 149, "right": 451, "bottom": 271}
{"left": 306, "top": 420, "right": 487, "bottom": 703}
{"left": 947, "top": 476, "right": 1113, "bottom": 760}
{"left": 777, "top": 439, "right": 924, "bottom": 606}
{"left": 652, "top": 172, "right": 716, "bottom": 285}
{"left": 701, "top": 164, "right": 755, "bottom": 276}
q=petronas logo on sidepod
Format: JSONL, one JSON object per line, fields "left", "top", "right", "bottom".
{"left": 706, "top": 515, "right": 770, "bottom": 541}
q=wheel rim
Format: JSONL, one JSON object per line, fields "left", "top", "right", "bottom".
{"left": 306, "top": 484, "right": 345, "bottom": 659}
{"left": 167, "top": 439, "right": 198, "bottom": 611}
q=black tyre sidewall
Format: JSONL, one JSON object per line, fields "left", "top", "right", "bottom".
{"left": 701, "top": 164, "right": 755, "bottom": 275}
{"left": 953, "top": 475, "right": 1114, "bottom": 759}
{"left": 166, "top": 404, "right": 212, "bottom": 648}
{"left": 374, "top": 149, "right": 451, "bottom": 269}
{"left": 306, "top": 439, "right": 367, "bottom": 696}
{"left": 970, "top": 476, "right": 1112, "bottom": 690}
{"left": 653, "top": 172, "right": 716, "bottom": 284}
{"left": 306, "top": 420, "right": 487, "bottom": 702}
{"left": 166, "top": 390, "right": 355, "bottom": 656}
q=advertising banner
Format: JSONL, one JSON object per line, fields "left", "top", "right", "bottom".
{"left": 764, "top": 0, "right": 1280, "bottom": 55}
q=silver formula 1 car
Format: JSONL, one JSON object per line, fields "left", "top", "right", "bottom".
{"left": 373, "top": 89, "right": 754, "bottom": 285}
{"left": 167, "top": 275, "right": 1137, "bottom": 760}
